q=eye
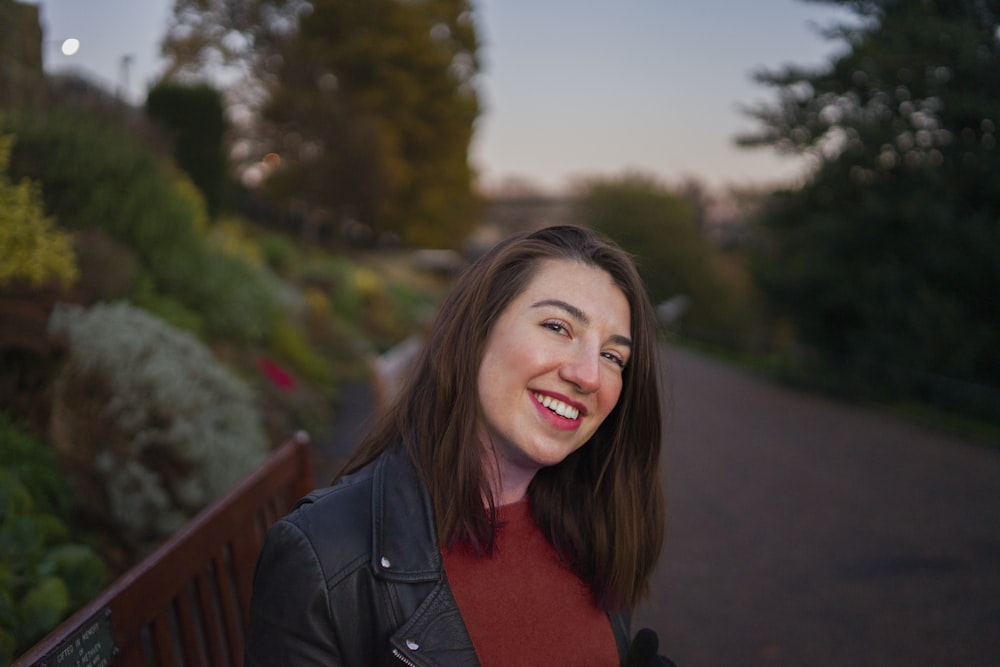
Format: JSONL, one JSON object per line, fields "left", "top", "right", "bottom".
{"left": 542, "top": 319, "right": 570, "bottom": 336}
{"left": 602, "top": 351, "right": 627, "bottom": 369}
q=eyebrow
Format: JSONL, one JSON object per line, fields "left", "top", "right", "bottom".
{"left": 531, "top": 299, "right": 633, "bottom": 348}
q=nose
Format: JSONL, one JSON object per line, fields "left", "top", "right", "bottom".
{"left": 559, "top": 346, "right": 601, "bottom": 394}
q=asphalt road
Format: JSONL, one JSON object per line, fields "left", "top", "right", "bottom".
{"left": 634, "top": 346, "right": 1000, "bottom": 667}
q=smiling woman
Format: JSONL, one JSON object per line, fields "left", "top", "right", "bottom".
{"left": 245, "top": 226, "right": 676, "bottom": 666}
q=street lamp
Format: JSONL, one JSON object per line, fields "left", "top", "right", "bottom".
{"left": 118, "top": 53, "right": 134, "bottom": 100}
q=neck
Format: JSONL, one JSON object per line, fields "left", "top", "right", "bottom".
{"left": 495, "top": 480, "right": 530, "bottom": 506}
{"left": 483, "top": 450, "right": 535, "bottom": 506}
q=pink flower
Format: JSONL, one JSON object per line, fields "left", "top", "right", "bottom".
{"left": 257, "top": 355, "right": 296, "bottom": 390}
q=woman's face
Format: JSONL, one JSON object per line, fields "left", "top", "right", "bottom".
{"left": 476, "top": 258, "right": 632, "bottom": 497}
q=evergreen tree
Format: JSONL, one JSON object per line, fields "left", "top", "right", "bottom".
{"left": 146, "top": 81, "right": 230, "bottom": 216}
{"left": 740, "top": 0, "right": 1000, "bottom": 396}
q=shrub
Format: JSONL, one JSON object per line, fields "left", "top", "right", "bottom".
{"left": 71, "top": 228, "right": 141, "bottom": 303}
{"left": 4, "top": 110, "right": 278, "bottom": 344}
{"left": 267, "top": 319, "right": 333, "bottom": 384}
{"left": 0, "top": 412, "right": 107, "bottom": 662}
{"left": 207, "top": 216, "right": 264, "bottom": 267}
{"left": 0, "top": 132, "right": 77, "bottom": 289}
{"left": 258, "top": 231, "right": 300, "bottom": 276}
{"left": 46, "top": 302, "right": 269, "bottom": 552}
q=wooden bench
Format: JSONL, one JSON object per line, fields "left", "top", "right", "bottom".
{"left": 13, "top": 432, "right": 315, "bottom": 667}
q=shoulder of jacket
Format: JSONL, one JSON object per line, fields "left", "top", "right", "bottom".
{"left": 279, "top": 465, "right": 376, "bottom": 580}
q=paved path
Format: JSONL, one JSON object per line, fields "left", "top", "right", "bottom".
{"left": 635, "top": 346, "right": 1000, "bottom": 666}
{"left": 311, "top": 379, "right": 378, "bottom": 485}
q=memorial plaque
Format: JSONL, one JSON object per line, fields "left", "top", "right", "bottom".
{"left": 39, "top": 608, "right": 116, "bottom": 667}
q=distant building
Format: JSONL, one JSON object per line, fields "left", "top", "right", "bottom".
{"left": 466, "top": 195, "right": 579, "bottom": 259}
{"left": 0, "top": 1, "right": 45, "bottom": 110}
{"left": 479, "top": 195, "right": 578, "bottom": 237}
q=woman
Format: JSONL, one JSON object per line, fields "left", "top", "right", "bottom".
{"left": 246, "top": 225, "right": 671, "bottom": 666}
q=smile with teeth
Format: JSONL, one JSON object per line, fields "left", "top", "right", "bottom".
{"left": 532, "top": 392, "right": 580, "bottom": 420}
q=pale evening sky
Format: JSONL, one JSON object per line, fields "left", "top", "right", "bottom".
{"left": 36, "top": 0, "right": 853, "bottom": 194}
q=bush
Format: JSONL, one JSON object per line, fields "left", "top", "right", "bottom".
{"left": 0, "top": 132, "right": 77, "bottom": 289}
{"left": 46, "top": 301, "right": 269, "bottom": 552}
{"left": 267, "top": 319, "right": 333, "bottom": 384}
{"left": 258, "top": 231, "right": 301, "bottom": 276}
{"left": 4, "top": 110, "right": 278, "bottom": 344}
{"left": 0, "top": 412, "right": 107, "bottom": 663}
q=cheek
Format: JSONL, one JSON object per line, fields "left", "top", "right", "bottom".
{"left": 596, "top": 373, "right": 624, "bottom": 417}
{"left": 492, "top": 335, "right": 546, "bottom": 378}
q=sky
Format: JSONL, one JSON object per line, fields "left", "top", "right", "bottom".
{"left": 36, "top": 0, "right": 855, "bottom": 195}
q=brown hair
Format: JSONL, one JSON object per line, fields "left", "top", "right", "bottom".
{"left": 341, "top": 225, "right": 665, "bottom": 611}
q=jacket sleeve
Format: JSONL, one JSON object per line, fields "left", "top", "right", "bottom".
{"left": 244, "top": 518, "right": 342, "bottom": 667}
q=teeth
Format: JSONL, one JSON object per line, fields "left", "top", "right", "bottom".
{"left": 533, "top": 392, "right": 579, "bottom": 420}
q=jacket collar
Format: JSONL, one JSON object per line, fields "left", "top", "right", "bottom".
{"left": 370, "top": 445, "right": 442, "bottom": 582}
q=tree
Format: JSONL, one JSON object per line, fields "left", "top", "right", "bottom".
{"left": 161, "top": 0, "right": 482, "bottom": 249}
{"left": 261, "top": 0, "right": 480, "bottom": 248}
{"left": 739, "top": 0, "right": 1000, "bottom": 394}
{"left": 146, "top": 81, "right": 230, "bottom": 216}
{"left": 579, "top": 173, "right": 752, "bottom": 338}
{"left": 161, "top": 0, "right": 309, "bottom": 87}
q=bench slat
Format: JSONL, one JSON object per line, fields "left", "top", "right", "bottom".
{"left": 194, "top": 567, "right": 229, "bottom": 667}
{"left": 174, "top": 586, "right": 207, "bottom": 667}
{"left": 150, "top": 609, "right": 178, "bottom": 665}
{"left": 213, "top": 549, "right": 245, "bottom": 666}
{"left": 230, "top": 526, "right": 262, "bottom": 624}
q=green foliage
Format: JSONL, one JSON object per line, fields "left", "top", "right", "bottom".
{"left": 267, "top": 319, "right": 334, "bottom": 383}
{"left": 146, "top": 81, "right": 230, "bottom": 216}
{"left": 47, "top": 302, "right": 270, "bottom": 546}
{"left": 187, "top": 248, "right": 279, "bottom": 342}
{"left": 579, "top": 173, "right": 753, "bottom": 336}
{"left": 161, "top": 0, "right": 482, "bottom": 248}
{"left": 207, "top": 216, "right": 264, "bottom": 266}
{"left": 0, "top": 413, "right": 107, "bottom": 662}
{"left": 260, "top": 0, "right": 481, "bottom": 248}
{"left": 0, "top": 416, "right": 70, "bottom": 519}
{"left": 258, "top": 230, "right": 301, "bottom": 275}
{"left": 131, "top": 275, "right": 206, "bottom": 338}
{"left": 3, "top": 110, "right": 279, "bottom": 343}
{"left": 72, "top": 229, "right": 142, "bottom": 302}
{"left": 161, "top": 0, "right": 308, "bottom": 81}
{"left": 0, "top": 132, "right": 77, "bottom": 289}
{"left": 740, "top": 0, "right": 1000, "bottom": 399}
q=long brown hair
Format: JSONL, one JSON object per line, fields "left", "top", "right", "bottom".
{"left": 341, "top": 225, "right": 665, "bottom": 611}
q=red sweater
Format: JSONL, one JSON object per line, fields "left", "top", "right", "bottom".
{"left": 442, "top": 499, "right": 619, "bottom": 666}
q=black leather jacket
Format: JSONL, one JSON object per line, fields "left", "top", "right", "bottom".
{"left": 245, "top": 445, "right": 632, "bottom": 666}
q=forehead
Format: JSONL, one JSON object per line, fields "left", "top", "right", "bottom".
{"left": 515, "top": 258, "right": 631, "bottom": 327}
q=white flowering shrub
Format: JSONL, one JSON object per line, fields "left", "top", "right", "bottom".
{"left": 47, "top": 301, "right": 268, "bottom": 550}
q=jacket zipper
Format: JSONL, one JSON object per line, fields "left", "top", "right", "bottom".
{"left": 392, "top": 648, "right": 420, "bottom": 667}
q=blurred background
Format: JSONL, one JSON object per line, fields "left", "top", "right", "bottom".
{"left": 1, "top": 0, "right": 998, "bottom": 664}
